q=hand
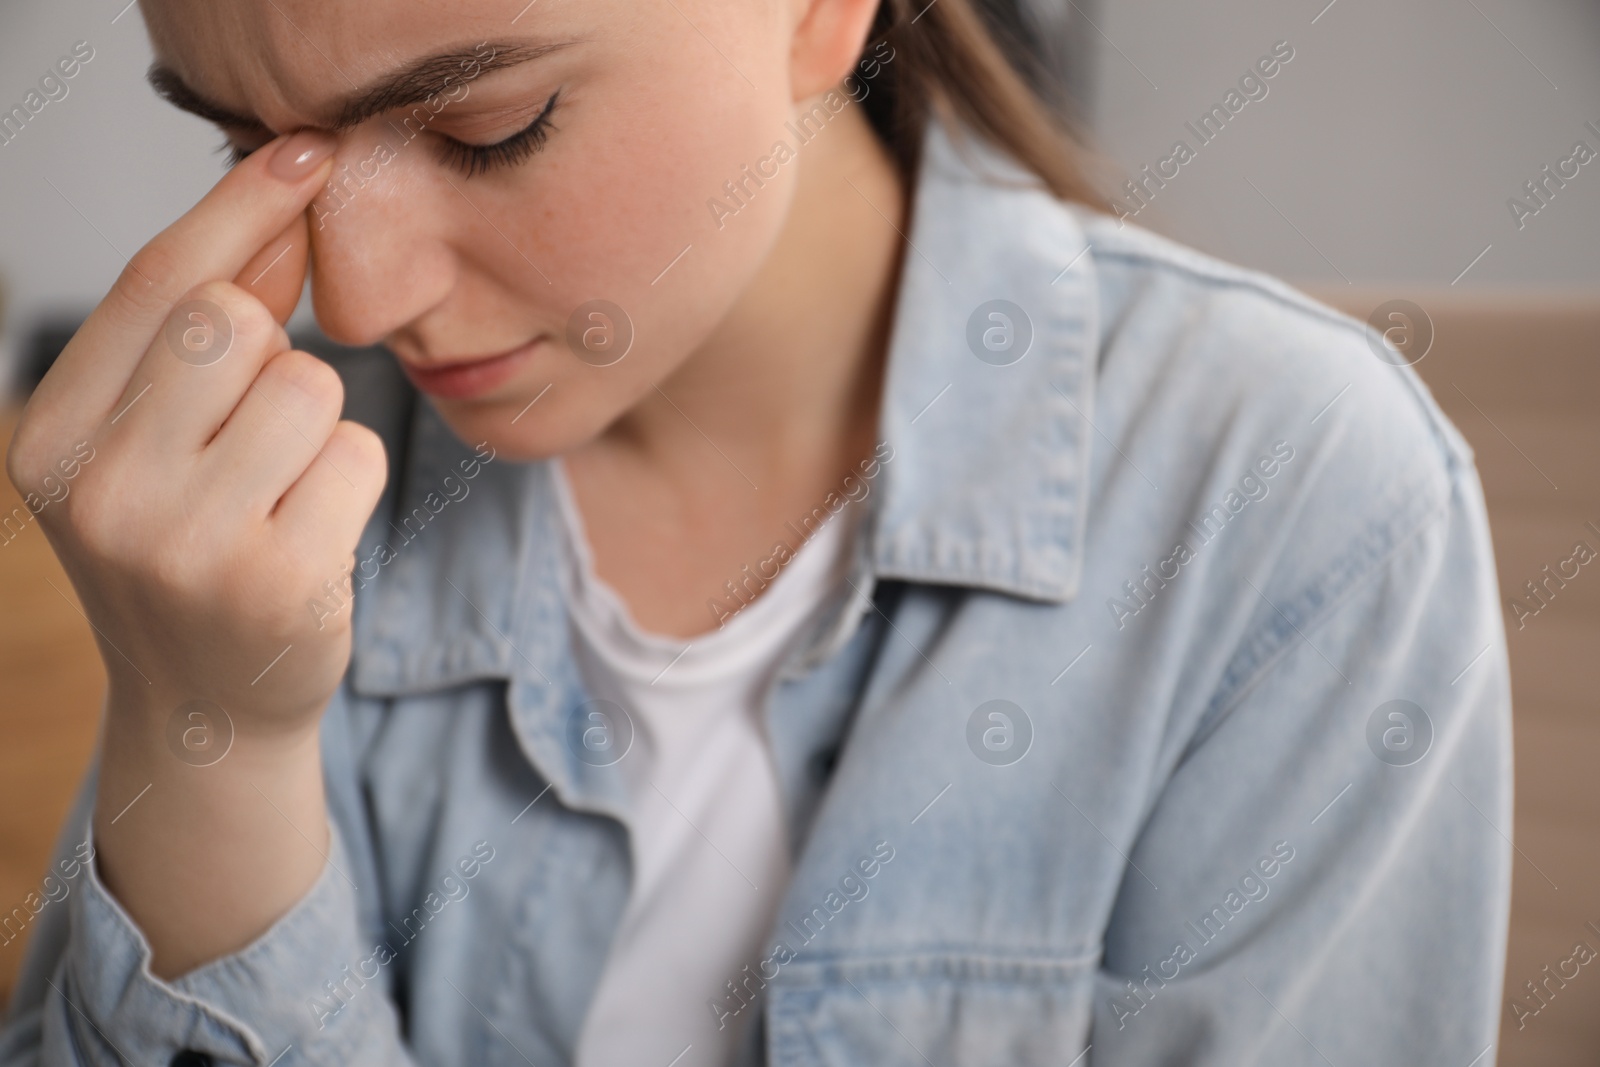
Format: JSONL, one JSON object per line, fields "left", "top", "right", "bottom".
{"left": 7, "top": 130, "right": 387, "bottom": 739}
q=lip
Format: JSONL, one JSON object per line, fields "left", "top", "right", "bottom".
{"left": 400, "top": 338, "right": 542, "bottom": 400}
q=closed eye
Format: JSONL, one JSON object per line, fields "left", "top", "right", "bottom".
{"left": 437, "top": 90, "right": 561, "bottom": 178}
{"left": 216, "top": 89, "right": 563, "bottom": 177}
{"left": 219, "top": 139, "right": 265, "bottom": 168}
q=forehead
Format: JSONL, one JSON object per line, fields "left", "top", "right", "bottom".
{"left": 139, "top": 0, "right": 515, "bottom": 128}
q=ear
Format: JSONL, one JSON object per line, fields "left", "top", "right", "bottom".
{"left": 788, "top": 0, "right": 882, "bottom": 101}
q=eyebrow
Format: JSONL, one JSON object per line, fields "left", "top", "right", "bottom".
{"left": 147, "top": 40, "right": 571, "bottom": 134}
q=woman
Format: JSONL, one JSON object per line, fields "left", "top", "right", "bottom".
{"left": 1, "top": 0, "right": 1511, "bottom": 1063}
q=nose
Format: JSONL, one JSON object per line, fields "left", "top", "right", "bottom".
{"left": 305, "top": 126, "right": 455, "bottom": 348}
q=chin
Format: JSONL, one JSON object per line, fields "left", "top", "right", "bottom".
{"left": 426, "top": 392, "right": 609, "bottom": 464}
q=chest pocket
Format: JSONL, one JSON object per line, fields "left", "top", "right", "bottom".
{"left": 765, "top": 950, "right": 1100, "bottom": 1066}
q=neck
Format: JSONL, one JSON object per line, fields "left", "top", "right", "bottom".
{"left": 593, "top": 101, "right": 908, "bottom": 490}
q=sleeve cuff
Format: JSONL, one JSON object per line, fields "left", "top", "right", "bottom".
{"left": 59, "top": 817, "right": 403, "bottom": 1065}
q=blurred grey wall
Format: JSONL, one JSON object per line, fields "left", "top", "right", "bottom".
{"left": 2, "top": 0, "right": 1598, "bottom": 395}
{"left": 0, "top": 0, "right": 318, "bottom": 398}
{"left": 1086, "top": 0, "right": 1600, "bottom": 289}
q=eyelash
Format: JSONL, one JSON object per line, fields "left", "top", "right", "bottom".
{"left": 218, "top": 90, "right": 562, "bottom": 178}
{"left": 220, "top": 141, "right": 255, "bottom": 168}
{"left": 437, "top": 90, "right": 561, "bottom": 177}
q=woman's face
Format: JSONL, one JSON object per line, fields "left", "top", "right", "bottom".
{"left": 141, "top": 0, "right": 823, "bottom": 458}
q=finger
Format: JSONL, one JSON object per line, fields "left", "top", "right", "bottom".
{"left": 198, "top": 349, "right": 346, "bottom": 515}
{"left": 271, "top": 420, "right": 388, "bottom": 566}
{"left": 102, "top": 280, "right": 291, "bottom": 458}
{"left": 31, "top": 131, "right": 337, "bottom": 435}
{"left": 237, "top": 213, "right": 311, "bottom": 326}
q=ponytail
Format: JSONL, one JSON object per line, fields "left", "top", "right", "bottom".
{"left": 861, "top": 0, "right": 1107, "bottom": 208}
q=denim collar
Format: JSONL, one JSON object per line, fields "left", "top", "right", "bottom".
{"left": 347, "top": 120, "right": 1098, "bottom": 703}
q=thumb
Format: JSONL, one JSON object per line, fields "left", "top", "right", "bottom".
{"left": 236, "top": 210, "right": 311, "bottom": 325}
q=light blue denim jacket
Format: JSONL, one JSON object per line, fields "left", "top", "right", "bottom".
{"left": 2, "top": 120, "right": 1512, "bottom": 1066}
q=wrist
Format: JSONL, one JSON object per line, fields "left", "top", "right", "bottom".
{"left": 89, "top": 719, "right": 331, "bottom": 979}
{"left": 105, "top": 682, "right": 327, "bottom": 762}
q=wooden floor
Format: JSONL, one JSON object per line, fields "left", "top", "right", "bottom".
{"left": 0, "top": 405, "right": 106, "bottom": 1001}
{"left": 1, "top": 293, "right": 1597, "bottom": 1064}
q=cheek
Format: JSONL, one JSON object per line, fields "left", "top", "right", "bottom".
{"left": 321, "top": 0, "right": 800, "bottom": 457}
{"left": 442, "top": 44, "right": 798, "bottom": 447}
{"left": 515, "top": 50, "right": 798, "bottom": 329}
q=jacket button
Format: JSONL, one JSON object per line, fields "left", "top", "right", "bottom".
{"left": 169, "top": 1052, "right": 214, "bottom": 1067}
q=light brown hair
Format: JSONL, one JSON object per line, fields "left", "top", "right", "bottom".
{"left": 862, "top": 0, "right": 1107, "bottom": 209}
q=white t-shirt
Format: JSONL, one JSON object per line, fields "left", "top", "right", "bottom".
{"left": 551, "top": 460, "right": 858, "bottom": 1067}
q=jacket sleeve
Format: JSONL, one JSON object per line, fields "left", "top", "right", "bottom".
{"left": 0, "top": 701, "right": 420, "bottom": 1066}
{"left": 1088, "top": 434, "right": 1513, "bottom": 1064}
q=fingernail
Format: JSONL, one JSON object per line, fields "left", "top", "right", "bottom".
{"left": 269, "top": 130, "right": 337, "bottom": 181}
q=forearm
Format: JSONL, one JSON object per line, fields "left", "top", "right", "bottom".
{"left": 0, "top": 693, "right": 421, "bottom": 1066}
{"left": 92, "top": 690, "right": 329, "bottom": 980}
